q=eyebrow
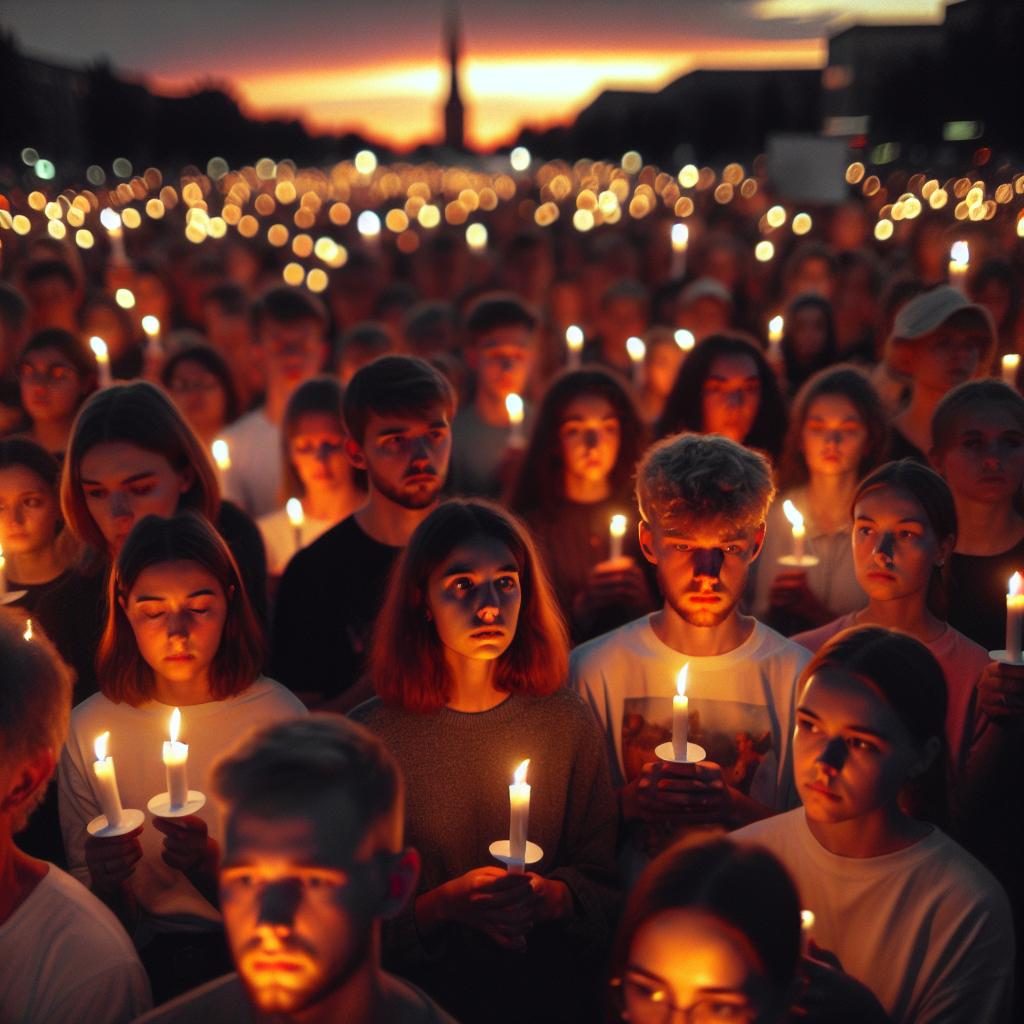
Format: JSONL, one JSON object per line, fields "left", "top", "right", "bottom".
{"left": 796, "top": 705, "right": 890, "bottom": 741}
{"left": 706, "top": 374, "right": 760, "bottom": 383}
{"left": 623, "top": 966, "right": 743, "bottom": 998}
{"left": 853, "top": 514, "right": 925, "bottom": 525}
{"left": 442, "top": 563, "right": 519, "bottom": 577}
{"left": 134, "top": 588, "right": 217, "bottom": 603}
{"left": 376, "top": 420, "right": 448, "bottom": 436}
{"left": 660, "top": 527, "right": 747, "bottom": 542}
{"left": 81, "top": 471, "right": 157, "bottom": 486}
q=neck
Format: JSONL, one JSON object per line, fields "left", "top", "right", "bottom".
{"left": 0, "top": 831, "right": 46, "bottom": 926}
{"left": 474, "top": 390, "right": 511, "bottom": 428}
{"left": 6, "top": 544, "right": 64, "bottom": 586}
{"left": 30, "top": 418, "right": 73, "bottom": 453}
{"left": 263, "top": 382, "right": 291, "bottom": 425}
{"left": 805, "top": 473, "right": 857, "bottom": 527}
{"left": 152, "top": 671, "right": 215, "bottom": 707}
{"left": 856, "top": 594, "right": 943, "bottom": 642}
{"left": 303, "top": 480, "right": 365, "bottom": 523}
{"left": 445, "top": 655, "right": 506, "bottom": 712}
{"left": 805, "top": 802, "right": 931, "bottom": 858}
{"left": 896, "top": 386, "right": 941, "bottom": 448}
{"left": 355, "top": 491, "right": 436, "bottom": 548}
{"left": 284, "top": 938, "right": 382, "bottom": 1024}
{"left": 953, "top": 495, "right": 1024, "bottom": 555}
{"left": 564, "top": 474, "right": 611, "bottom": 504}
{"left": 650, "top": 604, "right": 755, "bottom": 657}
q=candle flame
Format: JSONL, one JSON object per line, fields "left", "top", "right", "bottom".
{"left": 676, "top": 663, "right": 688, "bottom": 698}
{"left": 99, "top": 208, "right": 122, "bottom": 232}
{"left": 950, "top": 240, "right": 970, "bottom": 267}
{"left": 286, "top": 497, "right": 305, "bottom": 528}
{"left": 89, "top": 336, "right": 108, "bottom": 360}
{"left": 1010, "top": 572, "right": 1023, "bottom": 597}
{"left": 169, "top": 707, "right": 181, "bottom": 745}
{"left": 23, "top": 618, "right": 33, "bottom": 642}
{"left": 94, "top": 731, "right": 110, "bottom": 762}
{"left": 671, "top": 222, "right": 689, "bottom": 251}
{"left": 505, "top": 392, "right": 524, "bottom": 425}
{"left": 211, "top": 438, "right": 230, "bottom": 470}
{"left": 782, "top": 499, "right": 805, "bottom": 531}
{"left": 565, "top": 324, "right": 584, "bottom": 350}
{"left": 674, "top": 329, "right": 695, "bottom": 351}
{"left": 769, "top": 315, "right": 784, "bottom": 337}
{"left": 801, "top": 909, "right": 815, "bottom": 932}
{"left": 609, "top": 514, "right": 627, "bottom": 538}
{"left": 626, "top": 336, "right": 646, "bottom": 362}
{"left": 1003, "top": 354, "right": 1020, "bottom": 370}
{"left": 513, "top": 758, "right": 530, "bottom": 785}
{"left": 141, "top": 315, "right": 160, "bottom": 337}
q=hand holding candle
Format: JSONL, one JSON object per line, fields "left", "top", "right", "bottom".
{"left": 609, "top": 514, "right": 627, "bottom": 561}
{"left": 141, "top": 315, "right": 163, "bottom": 359}
{"left": 780, "top": 500, "right": 818, "bottom": 567}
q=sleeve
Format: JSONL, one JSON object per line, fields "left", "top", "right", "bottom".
{"left": 58, "top": 736, "right": 101, "bottom": 886}
{"left": 46, "top": 961, "right": 152, "bottom": 1024}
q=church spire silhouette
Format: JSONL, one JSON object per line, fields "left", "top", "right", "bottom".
{"left": 443, "top": 3, "right": 465, "bottom": 151}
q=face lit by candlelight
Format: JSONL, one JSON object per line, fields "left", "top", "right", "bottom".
{"left": 18, "top": 347, "right": 89, "bottom": 426}
{"left": 851, "top": 486, "right": 950, "bottom": 603}
{"left": 0, "top": 465, "right": 60, "bottom": 557}
{"left": 910, "top": 318, "right": 986, "bottom": 396}
{"left": 472, "top": 326, "right": 535, "bottom": 403}
{"left": 558, "top": 395, "right": 621, "bottom": 488}
{"left": 701, "top": 354, "right": 761, "bottom": 444}
{"left": 640, "top": 514, "right": 763, "bottom": 628}
{"left": 932, "top": 407, "right": 1024, "bottom": 505}
{"left": 622, "top": 909, "right": 772, "bottom": 1024}
{"left": 260, "top": 316, "right": 327, "bottom": 388}
{"left": 289, "top": 412, "right": 349, "bottom": 492}
{"left": 121, "top": 560, "right": 228, "bottom": 694}
{"left": 801, "top": 394, "right": 868, "bottom": 478}
{"left": 426, "top": 535, "right": 522, "bottom": 664}
{"left": 221, "top": 799, "right": 416, "bottom": 1015}
{"left": 80, "top": 442, "right": 193, "bottom": 553}
{"left": 794, "top": 666, "right": 936, "bottom": 825}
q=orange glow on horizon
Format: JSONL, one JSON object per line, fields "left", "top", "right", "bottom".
{"left": 150, "top": 38, "right": 825, "bottom": 150}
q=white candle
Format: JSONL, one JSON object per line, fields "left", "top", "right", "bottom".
{"left": 23, "top": 618, "right": 33, "bottom": 641}
{"left": 566, "top": 325, "right": 584, "bottom": 370}
{"left": 672, "top": 665, "right": 689, "bottom": 760}
{"left": 626, "top": 336, "right": 646, "bottom": 390}
{"left": 505, "top": 393, "right": 525, "bottom": 447}
{"left": 286, "top": 497, "right": 305, "bottom": 554}
{"left": 141, "top": 315, "right": 163, "bottom": 359}
{"left": 211, "top": 438, "right": 231, "bottom": 473}
{"left": 100, "top": 208, "right": 128, "bottom": 265}
{"left": 1007, "top": 572, "right": 1024, "bottom": 662}
{"left": 675, "top": 329, "right": 695, "bottom": 352}
{"left": 162, "top": 707, "right": 189, "bottom": 810}
{"left": 949, "top": 241, "right": 969, "bottom": 292}
{"left": 1002, "top": 354, "right": 1020, "bottom": 388}
{"left": 89, "top": 336, "right": 112, "bottom": 388}
{"left": 0, "top": 543, "right": 6, "bottom": 596}
{"left": 783, "top": 499, "right": 807, "bottom": 562}
{"left": 768, "top": 315, "right": 784, "bottom": 364}
{"left": 609, "top": 514, "right": 627, "bottom": 560}
{"left": 92, "top": 732, "right": 125, "bottom": 828}
{"left": 801, "top": 909, "right": 815, "bottom": 956}
{"left": 508, "top": 758, "right": 531, "bottom": 873}
{"left": 670, "top": 222, "right": 689, "bottom": 278}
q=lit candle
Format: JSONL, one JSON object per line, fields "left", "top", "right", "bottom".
{"left": 768, "top": 315, "right": 784, "bottom": 364}
{"left": 626, "top": 336, "right": 646, "bottom": 390}
{"left": 949, "top": 240, "right": 969, "bottom": 292}
{"left": 162, "top": 708, "right": 189, "bottom": 811}
{"left": 566, "top": 325, "right": 584, "bottom": 370}
{"left": 672, "top": 664, "right": 689, "bottom": 760}
{"left": 1006, "top": 572, "right": 1024, "bottom": 663}
{"left": 782, "top": 499, "right": 807, "bottom": 563}
{"left": 505, "top": 393, "right": 525, "bottom": 447}
{"left": 23, "top": 618, "right": 33, "bottom": 641}
{"left": 100, "top": 208, "right": 128, "bottom": 265}
{"left": 0, "top": 542, "right": 5, "bottom": 596}
{"left": 286, "top": 497, "right": 305, "bottom": 554}
{"left": 609, "top": 514, "right": 627, "bottom": 560}
{"left": 675, "top": 329, "right": 695, "bottom": 353}
{"left": 211, "top": 438, "right": 231, "bottom": 473}
{"left": 141, "top": 315, "right": 163, "bottom": 359}
{"left": 508, "top": 759, "right": 531, "bottom": 873}
{"left": 670, "top": 222, "right": 689, "bottom": 277}
{"left": 801, "top": 909, "right": 815, "bottom": 956}
{"left": 92, "top": 732, "right": 125, "bottom": 829}
{"left": 1002, "top": 354, "right": 1020, "bottom": 388}
{"left": 90, "top": 336, "right": 112, "bottom": 388}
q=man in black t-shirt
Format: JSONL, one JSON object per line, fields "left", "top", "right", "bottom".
{"left": 272, "top": 356, "right": 454, "bottom": 708}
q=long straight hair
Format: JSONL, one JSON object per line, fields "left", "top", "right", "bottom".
{"left": 370, "top": 500, "right": 568, "bottom": 712}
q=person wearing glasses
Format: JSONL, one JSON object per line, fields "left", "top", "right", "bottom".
{"left": 15, "top": 327, "right": 96, "bottom": 458}
{"left": 161, "top": 344, "right": 240, "bottom": 450}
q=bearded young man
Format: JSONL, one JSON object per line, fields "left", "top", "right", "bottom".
{"left": 271, "top": 356, "right": 455, "bottom": 710}
{"left": 570, "top": 433, "right": 809, "bottom": 875}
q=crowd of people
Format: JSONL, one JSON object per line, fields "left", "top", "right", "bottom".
{"left": 1, "top": 158, "right": 1023, "bottom": 1023}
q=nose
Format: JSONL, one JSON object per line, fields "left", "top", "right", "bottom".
{"left": 873, "top": 531, "right": 895, "bottom": 564}
{"left": 725, "top": 390, "right": 744, "bottom": 409}
{"left": 582, "top": 428, "right": 599, "bottom": 451}
{"left": 981, "top": 449, "right": 1001, "bottom": 471}
{"left": 166, "top": 610, "right": 189, "bottom": 640}
{"left": 315, "top": 442, "right": 333, "bottom": 464}
{"left": 476, "top": 581, "right": 501, "bottom": 622}
{"left": 692, "top": 547, "right": 725, "bottom": 580}
{"left": 109, "top": 492, "right": 132, "bottom": 521}
{"left": 817, "top": 737, "right": 847, "bottom": 774}
{"left": 257, "top": 879, "right": 302, "bottom": 929}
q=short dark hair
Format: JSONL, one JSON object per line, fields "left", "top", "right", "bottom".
{"left": 214, "top": 715, "right": 402, "bottom": 841}
{"left": 371, "top": 500, "right": 568, "bottom": 712}
{"left": 464, "top": 293, "right": 537, "bottom": 340}
{"left": 161, "top": 343, "right": 241, "bottom": 424}
{"left": 281, "top": 376, "right": 346, "bottom": 499}
{"left": 203, "top": 282, "right": 249, "bottom": 318}
{"left": 19, "top": 328, "right": 96, "bottom": 380}
{"left": 252, "top": 285, "right": 328, "bottom": 333}
{"left": 99, "top": 512, "right": 264, "bottom": 706}
{"left": 342, "top": 355, "right": 455, "bottom": 446}
{"left": 23, "top": 259, "right": 77, "bottom": 291}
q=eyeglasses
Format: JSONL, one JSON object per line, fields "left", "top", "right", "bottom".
{"left": 611, "top": 976, "right": 758, "bottom": 1024}
{"left": 17, "top": 363, "right": 77, "bottom": 386}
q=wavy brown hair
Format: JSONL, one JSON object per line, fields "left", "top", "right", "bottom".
{"left": 370, "top": 500, "right": 568, "bottom": 712}
{"left": 99, "top": 511, "right": 264, "bottom": 706}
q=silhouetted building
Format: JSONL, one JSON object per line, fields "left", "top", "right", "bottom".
{"left": 443, "top": 5, "right": 465, "bottom": 152}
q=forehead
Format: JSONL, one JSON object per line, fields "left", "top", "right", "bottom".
{"left": 854, "top": 485, "right": 925, "bottom": 520}
{"left": 225, "top": 806, "right": 365, "bottom": 868}
{"left": 707, "top": 354, "right": 758, "bottom": 380}
{"left": 436, "top": 535, "right": 518, "bottom": 574}
{"left": 799, "top": 666, "right": 902, "bottom": 734}
{"left": 22, "top": 346, "right": 70, "bottom": 366}
{"left": 363, "top": 406, "right": 449, "bottom": 433}
{"left": 80, "top": 441, "right": 173, "bottom": 478}
{"left": 478, "top": 325, "right": 532, "bottom": 350}
{"left": 651, "top": 513, "right": 757, "bottom": 541}
{"left": 805, "top": 393, "right": 862, "bottom": 421}
{"left": 130, "top": 560, "right": 223, "bottom": 598}
{"left": 949, "top": 405, "right": 1024, "bottom": 435}
{"left": 290, "top": 411, "right": 344, "bottom": 436}
{"left": 561, "top": 394, "right": 617, "bottom": 420}
{"left": 0, "top": 464, "right": 49, "bottom": 492}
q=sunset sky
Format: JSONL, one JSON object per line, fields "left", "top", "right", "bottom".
{"left": 3, "top": 0, "right": 951, "bottom": 149}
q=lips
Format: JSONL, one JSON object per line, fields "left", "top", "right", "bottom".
{"left": 804, "top": 782, "right": 841, "bottom": 801}
{"left": 403, "top": 473, "right": 437, "bottom": 485}
{"left": 470, "top": 628, "right": 505, "bottom": 639}
{"left": 866, "top": 571, "right": 897, "bottom": 582}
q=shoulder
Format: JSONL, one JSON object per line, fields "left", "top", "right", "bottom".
{"left": 348, "top": 695, "right": 398, "bottom": 731}
{"left": 224, "top": 408, "right": 274, "bottom": 439}
{"left": 916, "top": 831, "right": 1011, "bottom": 914}
{"left": 232, "top": 677, "right": 309, "bottom": 716}
{"left": 791, "top": 614, "right": 854, "bottom": 654}
{"left": 523, "top": 687, "right": 598, "bottom": 730}
{"left": 731, "top": 807, "right": 803, "bottom": 852}
{"left": 70, "top": 691, "right": 121, "bottom": 730}
{"left": 134, "top": 974, "right": 247, "bottom": 1024}
{"left": 750, "top": 621, "right": 813, "bottom": 667}
{"left": 570, "top": 615, "right": 653, "bottom": 677}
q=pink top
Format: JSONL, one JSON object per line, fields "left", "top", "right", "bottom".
{"left": 793, "top": 614, "right": 988, "bottom": 774}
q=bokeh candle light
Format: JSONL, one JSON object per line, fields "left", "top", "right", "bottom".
{"left": 949, "top": 240, "right": 970, "bottom": 291}
{"left": 1002, "top": 354, "right": 1019, "bottom": 388}
{"left": 626, "top": 336, "right": 646, "bottom": 390}
{"left": 89, "top": 336, "right": 112, "bottom": 388}
{"left": 286, "top": 497, "right": 305, "bottom": 554}
{"left": 609, "top": 514, "right": 627, "bottom": 560}
{"left": 566, "top": 325, "right": 584, "bottom": 369}
{"left": 505, "top": 392, "right": 525, "bottom": 447}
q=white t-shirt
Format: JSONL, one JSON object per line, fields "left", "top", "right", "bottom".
{"left": 59, "top": 678, "right": 306, "bottom": 941}
{"left": 257, "top": 505, "right": 335, "bottom": 576}
{"left": 220, "top": 408, "right": 282, "bottom": 518}
{"left": 735, "top": 809, "right": 1015, "bottom": 1024}
{"left": 0, "top": 864, "right": 151, "bottom": 1024}
{"left": 570, "top": 615, "right": 810, "bottom": 809}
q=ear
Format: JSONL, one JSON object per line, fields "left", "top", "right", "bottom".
{"left": 749, "top": 522, "right": 767, "bottom": 563}
{"left": 344, "top": 436, "right": 367, "bottom": 470}
{"left": 908, "top": 735, "right": 942, "bottom": 779}
{"left": 637, "top": 520, "right": 658, "bottom": 565}
{"left": 178, "top": 464, "right": 195, "bottom": 495}
{"left": 936, "top": 533, "right": 955, "bottom": 568}
{"left": 0, "top": 750, "right": 55, "bottom": 817}
{"left": 379, "top": 847, "right": 420, "bottom": 919}
{"left": 117, "top": 592, "right": 127, "bottom": 614}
